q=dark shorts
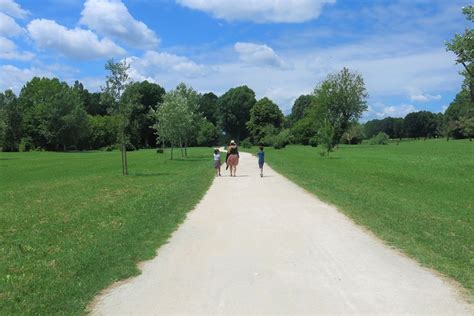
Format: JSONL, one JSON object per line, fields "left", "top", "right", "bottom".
{"left": 214, "top": 160, "right": 220, "bottom": 168}
{"left": 258, "top": 160, "right": 264, "bottom": 168}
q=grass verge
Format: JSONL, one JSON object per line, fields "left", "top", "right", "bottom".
{"left": 244, "top": 140, "right": 474, "bottom": 296}
{"left": 0, "top": 148, "right": 215, "bottom": 314}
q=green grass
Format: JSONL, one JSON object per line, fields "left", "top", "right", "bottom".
{"left": 0, "top": 148, "right": 215, "bottom": 315}
{"left": 244, "top": 140, "right": 474, "bottom": 296}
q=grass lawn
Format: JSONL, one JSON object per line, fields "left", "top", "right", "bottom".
{"left": 0, "top": 148, "right": 215, "bottom": 315}
{"left": 244, "top": 140, "right": 474, "bottom": 296}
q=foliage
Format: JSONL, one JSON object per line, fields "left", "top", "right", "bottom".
{"left": 273, "top": 129, "right": 290, "bottom": 149}
{"left": 309, "top": 136, "right": 318, "bottom": 147}
{"left": 87, "top": 115, "right": 121, "bottom": 149}
{"left": 403, "top": 111, "right": 438, "bottom": 139}
{"left": 311, "top": 67, "right": 368, "bottom": 149}
{"left": 104, "top": 59, "right": 134, "bottom": 174}
{"left": 0, "top": 148, "right": 215, "bottom": 315}
{"left": 198, "top": 92, "right": 218, "bottom": 125}
{"left": 18, "top": 77, "right": 89, "bottom": 151}
{"left": 0, "top": 90, "right": 22, "bottom": 151}
{"left": 153, "top": 89, "right": 193, "bottom": 159}
{"left": 369, "top": 132, "right": 389, "bottom": 145}
{"left": 446, "top": 5, "right": 474, "bottom": 102}
{"left": 287, "top": 95, "right": 314, "bottom": 127}
{"left": 364, "top": 117, "right": 404, "bottom": 139}
{"left": 342, "top": 123, "right": 365, "bottom": 144}
{"left": 197, "top": 120, "right": 219, "bottom": 147}
{"left": 246, "top": 97, "right": 284, "bottom": 144}
{"left": 122, "top": 81, "right": 165, "bottom": 148}
{"left": 316, "top": 118, "right": 336, "bottom": 156}
{"left": 241, "top": 137, "right": 252, "bottom": 148}
{"left": 217, "top": 85, "right": 256, "bottom": 141}
{"left": 289, "top": 116, "right": 317, "bottom": 145}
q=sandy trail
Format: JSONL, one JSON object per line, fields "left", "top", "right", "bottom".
{"left": 92, "top": 152, "right": 472, "bottom": 315}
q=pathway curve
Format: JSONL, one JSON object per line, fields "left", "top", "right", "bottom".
{"left": 92, "top": 152, "right": 472, "bottom": 315}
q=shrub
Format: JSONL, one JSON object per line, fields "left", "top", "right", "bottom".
{"left": 273, "top": 129, "right": 290, "bottom": 149}
{"left": 241, "top": 138, "right": 252, "bottom": 148}
{"left": 369, "top": 132, "right": 390, "bottom": 145}
{"left": 309, "top": 136, "right": 318, "bottom": 147}
{"left": 156, "top": 148, "right": 164, "bottom": 154}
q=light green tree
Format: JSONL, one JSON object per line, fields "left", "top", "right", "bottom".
{"left": 310, "top": 67, "right": 368, "bottom": 152}
{"left": 103, "top": 59, "right": 135, "bottom": 175}
{"left": 446, "top": 5, "right": 474, "bottom": 102}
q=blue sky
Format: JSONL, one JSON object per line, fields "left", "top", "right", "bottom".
{"left": 0, "top": 0, "right": 472, "bottom": 120}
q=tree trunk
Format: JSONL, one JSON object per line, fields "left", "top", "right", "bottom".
{"left": 121, "top": 144, "right": 125, "bottom": 175}
{"left": 184, "top": 141, "right": 188, "bottom": 158}
{"left": 171, "top": 146, "right": 174, "bottom": 160}
{"left": 124, "top": 145, "right": 128, "bottom": 175}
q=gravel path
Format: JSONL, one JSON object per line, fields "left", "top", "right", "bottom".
{"left": 92, "top": 152, "right": 472, "bottom": 315}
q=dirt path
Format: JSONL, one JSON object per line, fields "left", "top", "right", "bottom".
{"left": 92, "top": 152, "right": 472, "bottom": 315}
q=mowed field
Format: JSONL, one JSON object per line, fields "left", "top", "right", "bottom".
{"left": 0, "top": 149, "right": 215, "bottom": 315}
{"left": 244, "top": 139, "right": 474, "bottom": 297}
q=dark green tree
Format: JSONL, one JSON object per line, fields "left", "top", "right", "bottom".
{"left": 0, "top": 90, "right": 23, "bottom": 151}
{"left": 403, "top": 111, "right": 437, "bottom": 139}
{"left": 217, "top": 85, "right": 256, "bottom": 142}
{"left": 198, "top": 92, "right": 218, "bottom": 125}
{"left": 288, "top": 95, "right": 314, "bottom": 126}
{"left": 18, "top": 77, "right": 88, "bottom": 151}
{"left": 246, "top": 97, "right": 284, "bottom": 144}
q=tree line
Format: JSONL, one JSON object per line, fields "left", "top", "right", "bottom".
{"left": 0, "top": 5, "right": 472, "bottom": 157}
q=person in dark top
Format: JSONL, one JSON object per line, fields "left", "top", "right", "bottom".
{"left": 226, "top": 140, "right": 239, "bottom": 177}
{"left": 257, "top": 144, "right": 265, "bottom": 177}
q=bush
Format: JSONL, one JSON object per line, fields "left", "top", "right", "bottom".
{"left": 273, "top": 129, "right": 290, "bottom": 149}
{"left": 19, "top": 137, "right": 33, "bottom": 152}
{"left": 156, "top": 148, "right": 164, "bottom": 154}
{"left": 369, "top": 132, "right": 390, "bottom": 145}
{"left": 309, "top": 136, "right": 318, "bottom": 147}
{"left": 241, "top": 138, "right": 252, "bottom": 148}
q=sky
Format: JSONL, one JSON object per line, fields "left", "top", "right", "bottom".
{"left": 0, "top": 0, "right": 472, "bottom": 121}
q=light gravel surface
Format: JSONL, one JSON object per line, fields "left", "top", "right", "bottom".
{"left": 92, "top": 152, "right": 472, "bottom": 315}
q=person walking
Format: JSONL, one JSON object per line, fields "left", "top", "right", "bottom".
{"left": 226, "top": 140, "right": 239, "bottom": 177}
{"left": 257, "top": 144, "right": 265, "bottom": 177}
{"left": 213, "top": 148, "right": 221, "bottom": 177}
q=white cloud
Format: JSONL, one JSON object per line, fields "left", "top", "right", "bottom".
{"left": 0, "top": 11, "right": 23, "bottom": 36}
{"left": 363, "top": 103, "right": 417, "bottom": 121}
{"left": 80, "top": 0, "right": 159, "bottom": 49}
{"left": 0, "top": 0, "right": 29, "bottom": 19}
{"left": 27, "top": 19, "right": 126, "bottom": 60}
{"left": 410, "top": 93, "right": 442, "bottom": 102}
{"left": 234, "top": 42, "right": 288, "bottom": 68}
{"left": 0, "top": 65, "right": 54, "bottom": 92}
{"left": 176, "top": 0, "right": 335, "bottom": 23}
{"left": 128, "top": 50, "right": 208, "bottom": 84}
{"left": 0, "top": 36, "right": 34, "bottom": 60}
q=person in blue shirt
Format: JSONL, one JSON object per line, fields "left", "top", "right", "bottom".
{"left": 257, "top": 144, "right": 265, "bottom": 177}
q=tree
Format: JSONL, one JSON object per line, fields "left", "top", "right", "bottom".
{"left": 246, "top": 97, "right": 284, "bottom": 144}
{"left": 403, "top": 111, "right": 437, "bottom": 139}
{"left": 18, "top": 78, "right": 88, "bottom": 151}
{"left": 310, "top": 67, "right": 368, "bottom": 150}
{"left": 122, "top": 81, "right": 165, "bottom": 148}
{"left": 289, "top": 116, "right": 317, "bottom": 145}
{"left": 198, "top": 92, "right": 218, "bottom": 125}
{"left": 104, "top": 59, "right": 134, "bottom": 175}
{"left": 197, "top": 120, "right": 219, "bottom": 147}
{"left": 217, "top": 85, "right": 256, "bottom": 142}
{"left": 342, "top": 123, "right": 365, "bottom": 144}
{"left": 288, "top": 95, "right": 314, "bottom": 126}
{"left": 446, "top": 5, "right": 474, "bottom": 102}
{"left": 0, "top": 90, "right": 22, "bottom": 151}
{"left": 153, "top": 90, "right": 193, "bottom": 159}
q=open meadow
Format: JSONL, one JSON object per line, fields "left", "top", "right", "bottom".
{"left": 244, "top": 140, "right": 474, "bottom": 296}
{"left": 0, "top": 148, "right": 215, "bottom": 315}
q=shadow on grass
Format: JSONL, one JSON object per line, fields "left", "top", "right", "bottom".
{"left": 0, "top": 158, "right": 19, "bottom": 160}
